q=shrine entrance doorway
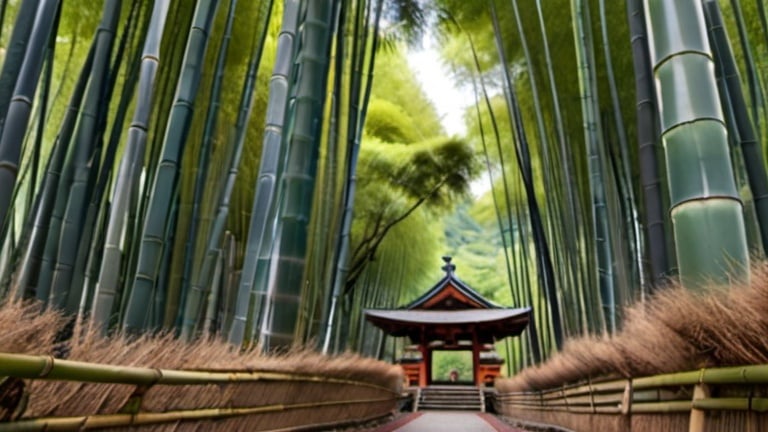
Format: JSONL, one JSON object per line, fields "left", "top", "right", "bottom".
{"left": 431, "top": 350, "right": 473, "bottom": 385}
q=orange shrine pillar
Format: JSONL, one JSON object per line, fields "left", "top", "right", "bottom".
{"left": 419, "top": 344, "right": 429, "bottom": 387}
{"left": 472, "top": 334, "right": 481, "bottom": 385}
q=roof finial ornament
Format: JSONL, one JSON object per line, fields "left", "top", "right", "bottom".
{"left": 441, "top": 256, "right": 456, "bottom": 274}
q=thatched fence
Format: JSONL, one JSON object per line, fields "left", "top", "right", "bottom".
{"left": 494, "top": 264, "right": 768, "bottom": 431}
{"left": 0, "top": 301, "right": 403, "bottom": 431}
{"left": 0, "top": 351, "right": 401, "bottom": 431}
{"left": 494, "top": 363, "right": 768, "bottom": 431}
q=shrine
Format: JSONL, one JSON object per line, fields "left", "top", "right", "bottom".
{"left": 365, "top": 256, "right": 531, "bottom": 387}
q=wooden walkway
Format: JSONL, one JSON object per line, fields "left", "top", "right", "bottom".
{"left": 369, "top": 412, "right": 527, "bottom": 432}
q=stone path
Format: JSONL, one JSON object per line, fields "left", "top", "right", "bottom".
{"left": 369, "top": 412, "right": 526, "bottom": 432}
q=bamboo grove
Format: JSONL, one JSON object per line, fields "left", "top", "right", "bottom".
{"left": 0, "top": 0, "right": 767, "bottom": 377}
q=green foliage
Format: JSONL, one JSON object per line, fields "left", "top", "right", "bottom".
{"left": 345, "top": 43, "right": 479, "bottom": 302}
{"left": 431, "top": 350, "right": 473, "bottom": 382}
{"left": 364, "top": 99, "right": 420, "bottom": 143}
{"left": 349, "top": 134, "right": 477, "bottom": 294}
{"left": 442, "top": 212, "right": 512, "bottom": 305}
{"left": 369, "top": 48, "right": 443, "bottom": 138}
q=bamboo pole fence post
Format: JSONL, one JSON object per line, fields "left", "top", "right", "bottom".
{"left": 689, "top": 383, "right": 711, "bottom": 432}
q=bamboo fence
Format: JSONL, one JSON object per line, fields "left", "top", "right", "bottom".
{"left": 494, "top": 364, "right": 768, "bottom": 431}
{"left": 0, "top": 352, "right": 402, "bottom": 431}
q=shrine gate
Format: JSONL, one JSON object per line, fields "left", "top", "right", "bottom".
{"left": 365, "top": 256, "right": 531, "bottom": 387}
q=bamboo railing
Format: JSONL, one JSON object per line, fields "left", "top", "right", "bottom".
{"left": 495, "top": 364, "right": 768, "bottom": 432}
{"left": 0, "top": 352, "right": 401, "bottom": 431}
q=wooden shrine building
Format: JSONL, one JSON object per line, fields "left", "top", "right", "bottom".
{"left": 365, "top": 257, "right": 531, "bottom": 387}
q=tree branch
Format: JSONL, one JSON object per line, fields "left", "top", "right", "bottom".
{"left": 344, "top": 175, "right": 450, "bottom": 294}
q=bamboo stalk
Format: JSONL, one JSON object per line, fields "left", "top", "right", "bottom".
{"left": 633, "top": 364, "right": 768, "bottom": 388}
{"left": 47, "top": 0, "right": 122, "bottom": 310}
{"left": 692, "top": 397, "right": 768, "bottom": 412}
{"left": 499, "top": 387, "right": 677, "bottom": 406}
{"left": 259, "top": 0, "right": 336, "bottom": 350}
{"left": 626, "top": 0, "right": 670, "bottom": 289}
{"left": 703, "top": 0, "right": 768, "bottom": 256}
{"left": 500, "top": 404, "right": 623, "bottom": 414}
{"left": 0, "top": 352, "right": 398, "bottom": 392}
{"left": 174, "top": 0, "right": 239, "bottom": 333}
{"left": 0, "top": 396, "right": 394, "bottom": 431}
{"left": 228, "top": 0, "right": 300, "bottom": 347}
{"left": 644, "top": 0, "right": 749, "bottom": 287}
{"left": 540, "top": 392, "right": 623, "bottom": 407}
{"left": 123, "top": 0, "right": 222, "bottom": 332}
{"left": 11, "top": 42, "right": 95, "bottom": 301}
{"left": 180, "top": 0, "right": 273, "bottom": 340}
{"left": 0, "top": 0, "right": 61, "bottom": 242}
{"left": 629, "top": 400, "right": 692, "bottom": 413}
{"left": 90, "top": 0, "right": 170, "bottom": 333}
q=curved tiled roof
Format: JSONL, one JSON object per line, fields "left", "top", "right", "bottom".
{"left": 404, "top": 256, "right": 501, "bottom": 310}
{"left": 365, "top": 307, "right": 531, "bottom": 325}
{"left": 364, "top": 307, "right": 531, "bottom": 344}
{"left": 364, "top": 257, "right": 531, "bottom": 344}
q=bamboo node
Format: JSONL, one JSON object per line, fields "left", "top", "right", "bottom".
{"left": 39, "top": 356, "right": 55, "bottom": 378}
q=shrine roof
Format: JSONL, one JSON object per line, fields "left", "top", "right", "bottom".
{"left": 364, "top": 307, "right": 531, "bottom": 343}
{"left": 364, "top": 307, "right": 531, "bottom": 326}
{"left": 363, "top": 257, "right": 531, "bottom": 344}
{"left": 403, "top": 256, "right": 500, "bottom": 310}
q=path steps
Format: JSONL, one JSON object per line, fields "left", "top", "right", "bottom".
{"left": 416, "top": 385, "right": 485, "bottom": 412}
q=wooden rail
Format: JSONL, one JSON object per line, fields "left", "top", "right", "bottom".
{"left": 0, "top": 352, "right": 401, "bottom": 431}
{"left": 494, "top": 364, "right": 768, "bottom": 431}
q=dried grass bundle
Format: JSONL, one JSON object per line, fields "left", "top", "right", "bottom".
{"left": 19, "top": 326, "right": 401, "bottom": 419}
{"left": 0, "top": 300, "right": 401, "bottom": 427}
{"left": 499, "top": 261, "right": 768, "bottom": 392}
{"left": 0, "top": 300, "right": 63, "bottom": 354}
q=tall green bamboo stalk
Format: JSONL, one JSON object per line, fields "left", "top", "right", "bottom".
{"left": 571, "top": 0, "right": 615, "bottom": 332}
{"left": 728, "top": 0, "right": 765, "bottom": 144}
{"left": 11, "top": 44, "right": 95, "bottom": 301}
{"left": 259, "top": 0, "right": 336, "bottom": 350}
{"left": 48, "top": 0, "right": 122, "bottom": 310}
{"left": 91, "top": 0, "right": 170, "bottom": 334}
{"left": 70, "top": 4, "right": 144, "bottom": 316}
{"left": 0, "top": 0, "right": 38, "bottom": 146}
{"left": 704, "top": 0, "right": 768, "bottom": 257}
{"left": 490, "top": 0, "right": 563, "bottom": 350}
{"left": 461, "top": 20, "right": 541, "bottom": 360}
{"left": 0, "top": 0, "right": 61, "bottom": 243}
{"left": 23, "top": 21, "right": 56, "bottom": 231}
{"left": 627, "top": 0, "right": 670, "bottom": 290}
{"left": 177, "top": 0, "right": 240, "bottom": 331}
{"left": 321, "top": 0, "right": 383, "bottom": 354}
{"left": 534, "top": 0, "right": 593, "bottom": 334}
{"left": 599, "top": 0, "right": 644, "bottom": 301}
{"left": 644, "top": 0, "right": 749, "bottom": 287}
{"left": 469, "top": 72, "right": 516, "bottom": 309}
{"left": 510, "top": 0, "right": 576, "bottom": 336}
{"left": 180, "top": 0, "right": 273, "bottom": 340}
{"left": 228, "top": 0, "right": 301, "bottom": 346}
{"left": 123, "top": 0, "right": 221, "bottom": 332}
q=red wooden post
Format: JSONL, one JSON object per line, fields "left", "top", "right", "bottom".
{"left": 419, "top": 325, "right": 427, "bottom": 387}
{"left": 472, "top": 331, "right": 480, "bottom": 385}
